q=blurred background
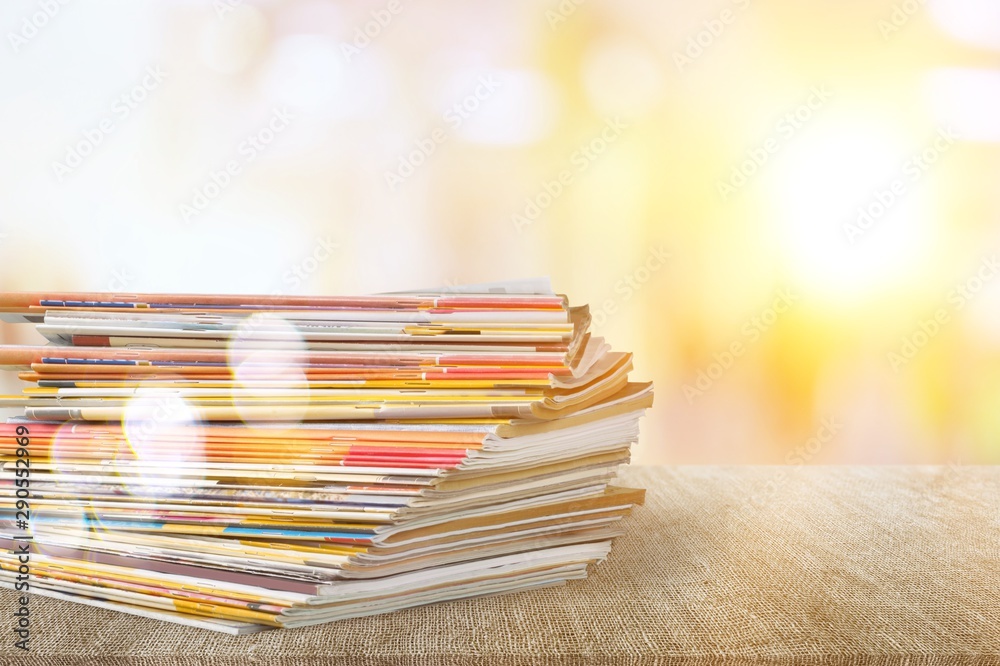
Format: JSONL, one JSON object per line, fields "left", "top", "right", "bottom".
{"left": 1, "top": 0, "right": 999, "bottom": 465}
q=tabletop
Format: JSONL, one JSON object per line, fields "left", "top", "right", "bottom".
{"left": 2, "top": 465, "right": 998, "bottom": 665}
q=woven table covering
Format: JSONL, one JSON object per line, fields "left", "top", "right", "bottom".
{"left": 2, "top": 465, "right": 998, "bottom": 666}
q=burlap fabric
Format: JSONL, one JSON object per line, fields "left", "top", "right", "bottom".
{"left": 1, "top": 465, "right": 997, "bottom": 665}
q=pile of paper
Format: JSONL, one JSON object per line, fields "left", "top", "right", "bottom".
{"left": 0, "top": 280, "right": 652, "bottom": 633}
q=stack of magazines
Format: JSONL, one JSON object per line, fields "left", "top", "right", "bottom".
{"left": 0, "top": 280, "right": 652, "bottom": 633}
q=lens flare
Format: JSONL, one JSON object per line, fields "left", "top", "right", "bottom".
{"left": 122, "top": 390, "right": 205, "bottom": 498}
{"left": 764, "top": 116, "right": 934, "bottom": 302}
{"left": 228, "top": 312, "right": 311, "bottom": 426}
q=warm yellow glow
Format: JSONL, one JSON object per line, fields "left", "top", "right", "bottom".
{"left": 766, "top": 117, "right": 936, "bottom": 302}
{"left": 1, "top": 0, "right": 998, "bottom": 465}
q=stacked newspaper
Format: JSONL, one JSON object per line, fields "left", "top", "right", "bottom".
{"left": 0, "top": 280, "right": 651, "bottom": 633}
